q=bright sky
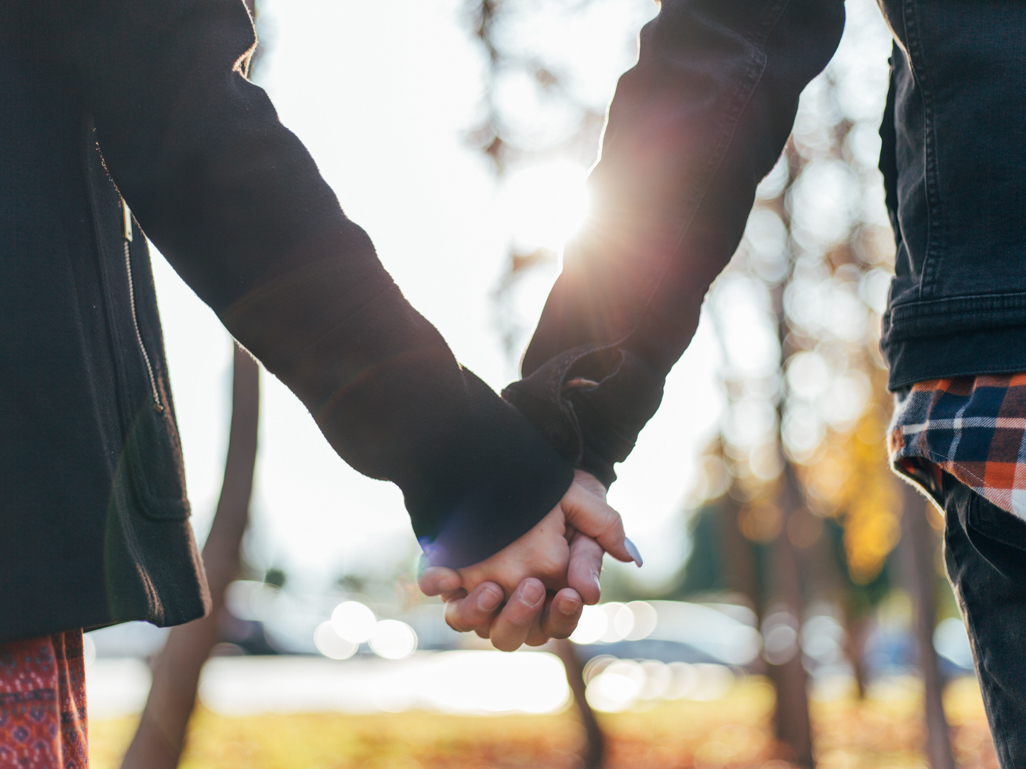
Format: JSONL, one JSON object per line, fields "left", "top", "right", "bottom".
{"left": 151, "top": 0, "right": 748, "bottom": 593}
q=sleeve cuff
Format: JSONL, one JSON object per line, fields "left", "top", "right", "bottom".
{"left": 407, "top": 374, "right": 576, "bottom": 569}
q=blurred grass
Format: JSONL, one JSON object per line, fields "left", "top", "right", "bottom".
{"left": 89, "top": 676, "right": 998, "bottom": 769}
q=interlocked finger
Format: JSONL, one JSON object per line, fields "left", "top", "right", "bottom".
{"left": 540, "top": 588, "right": 584, "bottom": 640}
{"left": 561, "top": 483, "right": 634, "bottom": 565}
{"left": 488, "top": 578, "right": 547, "bottom": 652}
{"left": 566, "top": 533, "right": 604, "bottom": 605}
{"left": 443, "top": 582, "right": 504, "bottom": 633}
{"left": 417, "top": 566, "right": 462, "bottom": 598}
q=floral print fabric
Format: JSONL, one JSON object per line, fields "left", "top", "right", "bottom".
{"left": 0, "top": 631, "right": 87, "bottom": 768}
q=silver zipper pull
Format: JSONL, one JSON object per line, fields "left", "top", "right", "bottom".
{"left": 122, "top": 197, "right": 134, "bottom": 242}
{"left": 120, "top": 199, "right": 162, "bottom": 413}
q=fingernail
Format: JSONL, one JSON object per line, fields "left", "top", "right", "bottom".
{"left": 478, "top": 588, "right": 502, "bottom": 612}
{"left": 625, "top": 537, "right": 644, "bottom": 568}
{"left": 558, "top": 594, "right": 582, "bottom": 617}
{"left": 519, "top": 581, "right": 545, "bottom": 606}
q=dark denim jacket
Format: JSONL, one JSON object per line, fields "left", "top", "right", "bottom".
{"left": 505, "top": 0, "right": 1026, "bottom": 486}
{"left": 878, "top": 0, "right": 1026, "bottom": 387}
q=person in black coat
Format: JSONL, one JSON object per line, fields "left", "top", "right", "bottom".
{"left": 0, "top": 0, "right": 636, "bottom": 667}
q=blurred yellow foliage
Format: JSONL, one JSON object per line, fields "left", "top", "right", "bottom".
{"left": 88, "top": 676, "right": 996, "bottom": 769}
{"left": 799, "top": 389, "right": 901, "bottom": 584}
{"left": 740, "top": 501, "right": 784, "bottom": 543}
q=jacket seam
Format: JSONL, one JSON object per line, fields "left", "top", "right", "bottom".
{"left": 888, "top": 291, "right": 1026, "bottom": 320}
{"left": 890, "top": 364, "right": 1026, "bottom": 391}
{"left": 902, "top": 0, "right": 945, "bottom": 301}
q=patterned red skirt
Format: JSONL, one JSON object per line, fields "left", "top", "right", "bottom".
{"left": 0, "top": 631, "right": 88, "bottom": 768}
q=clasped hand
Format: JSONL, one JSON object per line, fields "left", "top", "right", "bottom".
{"left": 419, "top": 470, "right": 641, "bottom": 651}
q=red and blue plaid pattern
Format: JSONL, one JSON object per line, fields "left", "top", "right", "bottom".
{"left": 889, "top": 374, "right": 1026, "bottom": 518}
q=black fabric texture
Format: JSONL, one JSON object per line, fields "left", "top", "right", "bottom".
{"left": 0, "top": 0, "right": 572, "bottom": 643}
{"left": 505, "top": 0, "right": 1026, "bottom": 483}
{"left": 504, "top": 0, "right": 847, "bottom": 485}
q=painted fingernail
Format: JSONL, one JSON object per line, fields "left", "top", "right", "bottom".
{"left": 625, "top": 537, "right": 644, "bottom": 568}
{"left": 478, "top": 587, "right": 502, "bottom": 612}
{"left": 520, "top": 581, "right": 545, "bottom": 606}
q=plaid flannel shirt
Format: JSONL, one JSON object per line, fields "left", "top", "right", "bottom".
{"left": 889, "top": 374, "right": 1026, "bottom": 517}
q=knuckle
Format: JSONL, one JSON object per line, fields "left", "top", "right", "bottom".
{"left": 503, "top": 573, "right": 532, "bottom": 596}
{"left": 536, "top": 553, "right": 567, "bottom": 580}
{"left": 507, "top": 609, "right": 535, "bottom": 630}
{"left": 597, "top": 517, "right": 624, "bottom": 543}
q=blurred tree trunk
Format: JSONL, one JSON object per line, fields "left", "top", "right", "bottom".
{"left": 766, "top": 464, "right": 816, "bottom": 768}
{"left": 718, "top": 491, "right": 760, "bottom": 606}
{"left": 841, "top": 610, "right": 872, "bottom": 699}
{"left": 716, "top": 464, "right": 814, "bottom": 766}
{"left": 718, "top": 476, "right": 814, "bottom": 765}
{"left": 709, "top": 212, "right": 815, "bottom": 765}
{"left": 763, "top": 179, "right": 815, "bottom": 765}
{"left": 121, "top": 344, "right": 260, "bottom": 769}
{"left": 900, "top": 483, "right": 956, "bottom": 769}
{"left": 554, "top": 639, "right": 605, "bottom": 769}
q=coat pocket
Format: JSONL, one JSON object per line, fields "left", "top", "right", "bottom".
{"left": 122, "top": 397, "right": 191, "bottom": 521}
{"left": 965, "top": 492, "right": 1026, "bottom": 554}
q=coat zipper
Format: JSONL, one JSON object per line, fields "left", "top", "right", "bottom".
{"left": 122, "top": 199, "right": 163, "bottom": 413}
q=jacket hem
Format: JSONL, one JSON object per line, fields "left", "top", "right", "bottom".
{"left": 884, "top": 322, "right": 1026, "bottom": 391}
{"left": 883, "top": 291, "right": 1026, "bottom": 340}
{"left": 0, "top": 601, "right": 208, "bottom": 647}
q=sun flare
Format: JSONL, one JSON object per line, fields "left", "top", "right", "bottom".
{"left": 501, "top": 160, "right": 591, "bottom": 252}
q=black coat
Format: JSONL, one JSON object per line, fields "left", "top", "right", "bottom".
{"left": 508, "top": 0, "right": 1026, "bottom": 489}
{"left": 0, "top": 0, "right": 572, "bottom": 644}
{"left": 510, "top": 0, "right": 1026, "bottom": 492}
{"left": 505, "top": 0, "right": 847, "bottom": 486}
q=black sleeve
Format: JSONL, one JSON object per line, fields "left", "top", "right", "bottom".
{"left": 48, "top": 0, "right": 573, "bottom": 568}
{"left": 502, "top": 0, "right": 846, "bottom": 487}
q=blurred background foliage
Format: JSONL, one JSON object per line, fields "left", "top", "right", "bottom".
{"left": 464, "top": 0, "right": 957, "bottom": 644}
{"left": 461, "top": 0, "right": 963, "bottom": 762}
{"left": 90, "top": 0, "right": 991, "bottom": 766}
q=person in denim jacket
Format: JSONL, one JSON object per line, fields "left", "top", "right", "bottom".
{"left": 424, "top": 0, "right": 1026, "bottom": 761}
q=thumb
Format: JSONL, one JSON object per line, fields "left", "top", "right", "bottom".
{"left": 560, "top": 483, "right": 642, "bottom": 567}
{"left": 566, "top": 532, "right": 604, "bottom": 604}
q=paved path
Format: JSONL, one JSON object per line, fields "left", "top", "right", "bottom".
{"left": 85, "top": 651, "right": 570, "bottom": 719}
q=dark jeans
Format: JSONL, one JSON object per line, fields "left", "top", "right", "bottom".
{"left": 941, "top": 477, "right": 1026, "bottom": 765}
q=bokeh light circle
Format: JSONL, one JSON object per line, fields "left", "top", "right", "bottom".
{"left": 369, "top": 620, "right": 418, "bottom": 660}
{"left": 330, "top": 601, "right": 376, "bottom": 644}
{"left": 313, "top": 621, "right": 358, "bottom": 660}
